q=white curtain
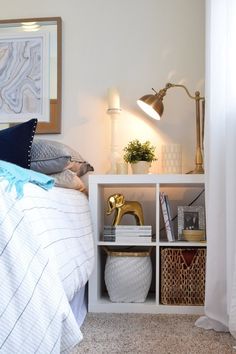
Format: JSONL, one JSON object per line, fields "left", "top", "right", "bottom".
{"left": 195, "top": 0, "right": 236, "bottom": 336}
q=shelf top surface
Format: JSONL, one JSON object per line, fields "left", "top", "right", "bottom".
{"left": 98, "top": 241, "right": 206, "bottom": 247}
{"left": 89, "top": 174, "right": 205, "bottom": 185}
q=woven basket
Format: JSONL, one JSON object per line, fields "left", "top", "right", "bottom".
{"left": 160, "top": 248, "right": 206, "bottom": 305}
{"left": 104, "top": 248, "right": 152, "bottom": 303}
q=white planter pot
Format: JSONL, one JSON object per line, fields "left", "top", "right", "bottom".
{"left": 131, "top": 161, "right": 151, "bottom": 174}
{"left": 104, "top": 254, "right": 152, "bottom": 303}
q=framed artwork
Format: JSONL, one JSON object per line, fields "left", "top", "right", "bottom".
{"left": 177, "top": 205, "right": 205, "bottom": 239}
{"left": 0, "top": 32, "right": 49, "bottom": 123}
{"left": 0, "top": 17, "right": 62, "bottom": 134}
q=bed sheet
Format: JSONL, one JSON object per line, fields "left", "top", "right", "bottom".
{"left": 70, "top": 286, "right": 87, "bottom": 327}
{"left": 16, "top": 183, "right": 94, "bottom": 301}
{"left": 0, "top": 181, "right": 94, "bottom": 353}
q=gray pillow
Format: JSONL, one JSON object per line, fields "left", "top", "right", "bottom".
{"left": 30, "top": 139, "right": 94, "bottom": 176}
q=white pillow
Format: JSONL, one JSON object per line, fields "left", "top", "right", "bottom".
{"left": 51, "top": 170, "right": 87, "bottom": 193}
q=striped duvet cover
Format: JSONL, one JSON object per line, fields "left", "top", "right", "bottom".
{"left": 0, "top": 181, "right": 94, "bottom": 353}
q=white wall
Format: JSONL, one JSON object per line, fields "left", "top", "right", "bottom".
{"left": 0, "top": 0, "right": 205, "bottom": 174}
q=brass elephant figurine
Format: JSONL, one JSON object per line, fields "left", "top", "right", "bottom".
{"left": 106, "top": 193, "right": 144, "bottom": 226}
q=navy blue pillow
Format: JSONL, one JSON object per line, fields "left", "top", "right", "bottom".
{"left": 0, "top": 119, "right": 38, "bottom": 169}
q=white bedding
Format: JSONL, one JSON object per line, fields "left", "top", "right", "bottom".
{"left": 0, "top": 180, "right": 94, "bottom": 353}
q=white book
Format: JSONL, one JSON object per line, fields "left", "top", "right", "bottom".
{"left": 160, "top": 192, "right": 174, "bottom": 242}
{"left": 114, "top": 236, "right": 152, "bottom": 243}
{"left": 108, "top": 231, "right": 152, "bottom": 236}
{"left": 115, "top": 234, "right": 152, "bottom": 239}
{"left": 104, "top": 230, "right": 152, "bottom": 234}
{"left": 104, "top": 225, "right": 151, "bottom": 231}
{"left": 164, "top": 194, "right": 175, "bottom": 241}
{"left": 104, "top": 234, "right": 152, "bottom": 239}
{"left": 115, "top": 225, "right": 151, "bottom": 229}
{"left": 104, "top": 225, "right": 152, "bottom": 236}
{"left": 103, "top": 235, "right": 152, "bottom": 243}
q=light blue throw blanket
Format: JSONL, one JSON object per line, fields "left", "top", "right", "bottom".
{"left": 0, "top": 160, "right": 54, "bottom": 199}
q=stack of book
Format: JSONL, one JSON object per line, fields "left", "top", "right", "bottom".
{"left": 103, "top": 225, "right": 152, "bottom": 243}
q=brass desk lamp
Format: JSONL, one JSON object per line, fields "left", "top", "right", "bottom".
{"left": 137, "top": 83, "right": 205, "bottom": 174}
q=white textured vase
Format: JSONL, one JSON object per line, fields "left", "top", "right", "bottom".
{"left": 131, "top": 161, "right": 151, "bottom": 174}
{"left": 104, "top": 255, "right": 152, "bottom": 303}
{"left": 162, "top": 144, "right": 182, "bottom": 174}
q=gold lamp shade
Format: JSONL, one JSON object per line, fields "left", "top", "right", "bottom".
{"left": 137, "top": 94, "right": 164, "bottom": 120}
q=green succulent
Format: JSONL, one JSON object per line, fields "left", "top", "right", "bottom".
{"left": 123, "top": 139, "right": 157, "bottom": 164}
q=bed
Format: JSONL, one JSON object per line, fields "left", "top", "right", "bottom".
{"left": 0, "top": 119, "right": 95, "bottom": 353}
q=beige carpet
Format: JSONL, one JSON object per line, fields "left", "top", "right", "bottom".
{"left": 72, "top": 313, "right": 236, "bottom": 354}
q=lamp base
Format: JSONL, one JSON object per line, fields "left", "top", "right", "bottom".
{"left": 187, "top": 165, "right": 204, "bottom": 174}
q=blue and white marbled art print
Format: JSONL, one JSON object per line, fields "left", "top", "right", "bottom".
{"left": 0, "top": 32, "right": 49, "bottom": 123}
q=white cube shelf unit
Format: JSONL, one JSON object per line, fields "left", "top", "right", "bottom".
{"left": 88, "top": 174, "right": 206, "bottom": 314}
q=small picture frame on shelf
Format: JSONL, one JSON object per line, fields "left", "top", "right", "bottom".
{"left": 177, "top": 205, "right": 205, "bottom": 241}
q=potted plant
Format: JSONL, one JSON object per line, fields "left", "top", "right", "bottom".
{"left": 123, "top": 139, "right": 157, "bottom": 174}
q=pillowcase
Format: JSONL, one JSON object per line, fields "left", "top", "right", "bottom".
{"left": 80, "top": 171, "right": 91, "bottom": 190}
{"left": 51, "top": 170, "right": 87, "bottom": 194}
{"left": 30, "top": 139, "right": 94, "bottom": 176}
{"left": 0, "top": 119, "right": 37, "bottom": 169}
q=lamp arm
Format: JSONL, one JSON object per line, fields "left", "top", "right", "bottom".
{"left": 164, "top": 83, "right": 204, "bottom": 101}
{"left": 153, "top": 83, "right": 204, "bottom": 103}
